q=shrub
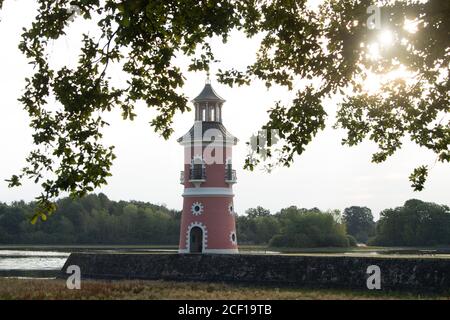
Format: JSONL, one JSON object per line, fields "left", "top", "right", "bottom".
{"left": 269, "top": 210, "right": 351, "bottom": 248}
{"left": 269, "top": 233, "right": 314, "bottom": 248}
{"left": 346, "top": 235, "right": 357, "bottom": 247}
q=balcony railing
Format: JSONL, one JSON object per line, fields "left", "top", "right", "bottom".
{"left": 225, "top": 169, "right": 237, "bottom": 184}
{"left": 189, "top": 166, "right": 206, "bottom": 182}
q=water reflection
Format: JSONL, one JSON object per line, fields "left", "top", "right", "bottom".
{"left": 0, "top": 250, "right": 69, "bottom": 271}
{"left": 0, "top": 257, "right": 68, "bottom": 270}
{"left": 0, "top": 250, "right": 70, "bottom": 258}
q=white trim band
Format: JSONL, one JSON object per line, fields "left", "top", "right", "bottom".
{"left": 204, "top": 249, "right": 239, "bottom": 254}
{"left": 181, "top": 140, "right": 237, "bottom": 147}
{"left": 183, "top": 187, "right": 234, "bottom": 197}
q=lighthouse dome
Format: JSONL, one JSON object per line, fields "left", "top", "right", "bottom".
{"left": 179, "top": 79, "right": 237, "bottom": 145}
{"left": 192, "top": 83, "right": 225, "bottom": 103}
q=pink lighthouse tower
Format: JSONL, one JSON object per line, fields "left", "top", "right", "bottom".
{"left": 178, "top": 78, "right": 238, "bottom": 254}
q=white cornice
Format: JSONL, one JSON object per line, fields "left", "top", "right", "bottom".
{"left": 182, "top": 187, "right": 234, "bottom": 197}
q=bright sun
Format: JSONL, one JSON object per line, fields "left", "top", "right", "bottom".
{"left": 367, "top": 29, "right": 394, "bottom": 60}
{"left": 377, "top": 30, "right": 394, "bottom": 46}
{"left": 363, "top": 24, "right": 418, "bottom": 93}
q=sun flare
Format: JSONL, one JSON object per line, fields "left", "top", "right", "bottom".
{"left": 362, "top": 65, "right": 416, "bottom": 94}
{"left": 378, "top": 30, "right": 394, "bottom": 46}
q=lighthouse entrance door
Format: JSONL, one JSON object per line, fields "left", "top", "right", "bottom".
{"left": 190, "top": 227, "right": 203, "bottom": 253}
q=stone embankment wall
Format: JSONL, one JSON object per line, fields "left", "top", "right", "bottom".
{"left": 61, "top": 253, "right": 450, "bottom": 292}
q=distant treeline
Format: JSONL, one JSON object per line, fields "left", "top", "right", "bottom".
{"left": 0, "top": 194, "right": 181, "bottom": 245}
{"left": 370, "top": 199, "right": 450, "bottom": 246}
{"left": 0, "top": 194, "right": 449, "bottom": 247}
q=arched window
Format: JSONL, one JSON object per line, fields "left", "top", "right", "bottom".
{"left": 211, "top": 107, "right": 215, "bottom": 121}
{"left": 225, "top": 158, "right": 236, "bottom": 183}
{"left": 202, "top": 107, "right": 206, "bottom": 121}
{"left": 226, "top": 158, "right": 232, "bottom": 169}
{"left": 225, "top": 158, "right": 232, "bottom": 179}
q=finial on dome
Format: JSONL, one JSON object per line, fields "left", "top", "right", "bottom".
{"left": 192, "top": 71, "right": 225, "bottom": 103}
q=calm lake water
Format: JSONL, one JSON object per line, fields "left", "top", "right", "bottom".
{"left": 0, "top": 248, "right": 177, "bottom": 277}
{"left": 0, "top": 248, "right": 179, "bottom": 273}
{"left": 0, "top": 250, "right": 70, "bottom": 276}
{"left": 0, "top": 250, "right": 69, "bottom": 271}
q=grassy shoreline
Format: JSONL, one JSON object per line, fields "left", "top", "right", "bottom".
{"left": 0, "top": 278, "right": 448, "bottom": 300}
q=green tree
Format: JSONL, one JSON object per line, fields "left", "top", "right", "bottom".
{"left": 0, "top": 194, "right": 181, "bottom": 245}
{"left": 0, "top": 205, "right": 26, "bottom": 236}
{"left": 371, "top": 199, "right": 450, "bottom": 246}
{"left": 271, "top": 207, "right": 350, "bottom": 248}
{"left": 253, "top": 216, "right": 281, "bottom": 244}
{"left": 236, "top": 207, "right": 279, "bottom": 244}
{"left": 236, "top": 215, "right": 256, "bottom": 244}
{"left": 245, "top": 206, "right": 271, "bottom": 218}
{"left": 343, "top": 206, "right": 376, "bottom": 243}
{"left": 1, "top": 0, "right": 448, "bottom": 221}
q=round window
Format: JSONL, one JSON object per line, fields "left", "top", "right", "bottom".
{"left": 229, "top": 231, "right": 237, "bottom": 244}
{"left": 228, "top": 202, "right": 234, "bottom": 215}
{"left": 191, "top": 202, "right": 204, "bottom": 216}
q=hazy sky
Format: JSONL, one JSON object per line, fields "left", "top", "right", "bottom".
{"left": 0, "top": 1, "right": 448, "bottom": 219}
